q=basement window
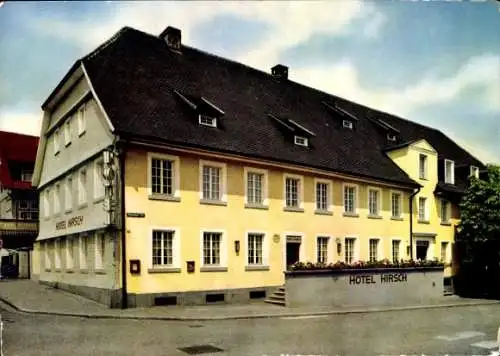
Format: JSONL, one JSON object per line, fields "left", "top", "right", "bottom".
{"left": 342, "top": 120, "right": 353, "bottom": 130}
{"left": 294, "top": 135, "right": 308, "bottom": 147}
{"left": 199, "top": 114, "right": 217, "bottom": 128}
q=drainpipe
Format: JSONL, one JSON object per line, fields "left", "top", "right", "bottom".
{"left": 409, "top": 186, "right": 421, "bottom": 260}
{"left": 118, "top": 142, "right": 128, "bottom": 309}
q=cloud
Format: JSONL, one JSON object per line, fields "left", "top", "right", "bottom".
{"left": 0, "top": 109, "right": 43, "bottom": 137}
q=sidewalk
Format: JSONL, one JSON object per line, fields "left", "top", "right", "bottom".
{"left": 1, "top": 279, "right": 500, "bottom": 321}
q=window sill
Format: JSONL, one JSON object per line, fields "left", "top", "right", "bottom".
{"left": 78, "top": 130, "right": 86, "bottom": 138}
{"left": 245, "top": 265, "right": 270, "bottom": 271}
{"left": 245, "top": 203, "right": 269, "bottom": 210}
{"left": 149, "top": 194, "right": 181, "bottom": 202}
{"left": 283, "top": 207, "right": 305, "bottom": 213}
{"left": 440, "top": 222, "right": 452, "bottom": 226}
{"left": 391, "top": 217, "right": 404, "bottom": 221}
{"left": 200, "top": 266, "right": 228, "bottom": 272}
{"left": 65, "top": 269, "right": 74, "bottom": 274}
{"left": 65, "top": 141, "right": 72, "bottom": 147}
{"left": 54, "top": 150, "right": 60, "bottom": 156}
{"left": 419, "top": 177, "right": 428, "bottom": 181}
{"left": 44, "top": 268, "right": 52, "bottom": 272}
{"left": 93, "top": 196, "right": 105, "bottom": 204}
{"left": 79, "top": 269, "right": 89, "bottom": 274}
{"left": 418, "top": 220, "right": 430, "bottom": 224}
{"left": 315, "top": 210, "right": 333, "bottom": 216}
{"left": 148, "top": 267, "right": 181, "bottom": 274}
{"left": 200, "top": 199, "right": 227, "bottom": 206}
{"left": 343, "top": 212, "right": 359, "bottom": 218}
{"left": 54, "top": 268, "right": 62, "bottom": 272}
{"left": 367, "top": 215, "right": 383, "bottom": 220}
{"left": 78, "top": 203, "right": 88, "bottom": 210}
{"left": 95, "top": 269, "right": 107, "bottom": 275}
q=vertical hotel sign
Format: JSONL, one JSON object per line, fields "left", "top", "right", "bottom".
{"left": 56, "top": 216, "right": 84, "bottom": 230}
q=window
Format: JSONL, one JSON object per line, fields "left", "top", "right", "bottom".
{"left": 470, "top": 166, "right": 479, "bottom": 179}
{"left": 66, "top": 237, "right": 73, "bottom": 269}
{"left": 392, "top": 240, "right": 401, "bottom": 263}
{"left": 419, "top": 154, "right": 427, "bottom": 179}
{"left": 345, "top": 238, "right": 355, "bottom": 264}
{"left": 79, "top": 235, "right": 88, "bottom": 269}
{"left": 418, "top": 197, "right": 427, "bottom": 221}
{"left": 64, "top": 118, "right": 72, "bottom": 146}
{"left": 441, "top": 199, "right": 449, "bottom": 223}
{"left": 152, "top": 230, "right": 174, "bottom": 267}
{"left": 43, "top": 189, "right": 51, "bottom": 217}
{"left": 369, "top": 239, "right": 379, "bottom": 262}
{"left": 54, "top": 239, "right": 61, "bottom": 269}
{"left": 95, "top": 233, "right": 105, "bottom": 270}
{"left": 149, "top": 153, "right": 180, "bottom": 199}
{"left": 315, "top": 181, "right": 330, "bottom": 211}
{"left": 247, "top": 233, "right": 264, "bottom": 265}
{"left": 391, "top": 192, "right": 402, "bottom": 218}
{"left": 317, "top": 237, "right": 329, "bottom": 264}
{"left": 368, "top": 188, "right": 380, "bottom": 216}
{"left": 343, "top": 185, "right": 357, "bottom": 213}
{"left": 54, "top": 184, "right": 61, "bottom": 215}
{"left": 444, "top": 159, "right": 455, "bottom": 184}
{"left": 21, "top": 167, "right": 33, "bottom": 182}
{"left": 18, "top": 199, "right": 38, "bottom": 220}
{"left": 387, "top": 133, "right": 397, "bottom": 142}
{"left": 294, "top": 135, "right": 308, "bottom": 147}
{"left": 202, "top": 232, "right": 222, "bottom": 265}
{"left": 44, "top": 241, "right": 51, "bottom": 270}
{"left": 246, "top": 171, "right": 264, "bottom": 205}
{"left": 77, "top": 103, "right": 86, "bottom": 136}
{"left": 199, "top": 114, "right": 217, "bottom": 127}
{"left": 202, "top": 165, "right": 222, "bottom": 200}
{"left": 441, "top": 242, "right": 449, "bottom": 262}
{"left": 94, "top": 160, "right": 105, "bottom": 199}
{"left": 54, "top": 129, "right": 60, "bottom": 154}
{"left": 343, "top": 120, "right": 353, "bottom": 129}
{"left": 416, "top": 240, "right": 429, "bottom": 261}
{"left": 285, "top": 177, "right": 301, "bottom": 208}
{"left": 65, "top": 176, "right": 73, "bottom": 211}
{"left": 78, "top": 169, "right": 87, "bottom": 205}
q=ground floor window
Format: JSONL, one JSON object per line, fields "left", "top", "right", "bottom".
{"left": 441, "top": 241, "right": 449, "bottom": 263}
{"left": 152, "top": 230, "right": 174, "bottom": 267}
{"left": 416, "top": 240, "right": 430, "bottom": 260}
{"left": 369, "top": 239, "right": 379, "bottom": 262}
{"left": 44, "top": 240, "right": 51, "bottom": 270}
{"left": 203, "top": 232, "right": 222, "bottom": 265}
{"left": 79, "top": 235, "right": 88, "bottom": 270}
{"left": 247, "top": 233, "right": 264, "bottom": 265}
{"left": 66, "top": 237, "right": 74, "bottom": 269}
{"left": 95, "top": 233, "right": 105, "bottom": 270}
{"left": 317, "top": 236, "right": 329, "bottom": 264}
{"left": 392, "top": 240, "right": 401, "bottom": 263}
{"left": 54, "top": 239, "right": 61, "bottom": 269}
{"left": 345, "top": 238, "right": 355, "bottom": 264}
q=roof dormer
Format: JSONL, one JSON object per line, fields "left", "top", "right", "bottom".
{"left": 368, "top": 117, "right": 400, "bottom": 144}
{"left": 174, "top": 90, "right": 224, "bottom": 128}
{"left": 322, "top": 101, "right": 358, "bottom": 130}
{"left": 269, "top": 114, "right": 315, "bottom": 147}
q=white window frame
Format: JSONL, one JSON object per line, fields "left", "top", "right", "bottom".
{"left": 54, "top": 184, "right": 61, "bottom": 215}
{"left": 283, "top": 173, "right": 304, "bottom": 209}
{"left": 342, "top": 120, "right": 353, "bottom": 129}
{"left": 316, "top": 235, "right": 330, "bottom": 264}
{"left": 244, "top": 167, "right": 268, "bottom": 206}
{"left": 78, "top": 168, "right": 87, "bottom": 206}
{"left": 198, "top": 114, "right": 217, "bottom": 128}
{"left": 77, "top": 103, "right": 86, "bottom": 136}
{"left": 245, "top": 231, "right": 269, "bottom": 267}
{"left": 53, "top": 129, "right": 60, "bottom": 155}
{"left": 54, "top": 239, "right": 61, "bottom": 269}
{"left": 470, "top": 166, "right": 479, "bottom": 179}
{"left": 418, "top": 196, "right": 427, "bottom": 221}
{"left": 419, "top": 154, "right": 427, "bottom": 180}
{"left": 65, "top": 176, "right": 73, "bottom": 211}
{"left": 294, "top": 135, "right": 308, "bottom": 147}
{"left": 342, "top": 183, "right": 358, "bottom": 214}
{"left": 66, "top": 237, "right": 74, "bottom": 270}
{"left": 444, "top": 159, "right": 455, "bottom": 184}
{"left": 314, "top": 178, "right": 333, "bottom": 212}
{"left": 367, "top": 187, "right": 382, "bottom": 217}
{"left": 64, "top": 117, "right": 72, "bottom": 146}
{"left": 94, "top": 232, "right": 105, "bottom": 270}
{"left": 200, "top": 229, "right": 227, "bottom": 267}
{"left": 199, "top": 160, "right": 227, "bottom": 202}
{"left": 387, "top": 133, "right": 397, "bottom": 142}
{"left": 344, "top": 236, "right": 358, "bottom": 264}
{"left": 391, "top": 191, "right": 402, "bottom": 219}
{"left": 150, "top": 227, "right": 181, "bottom": 269}
{"left": 147, "top": 152, "right": 181, "bottom": 198}
{"left": 93, "top": 159, "right": 106, "bottom": 200}
{"left": 369, "top": 238, "right": 381, "bottom": 262}
{"left": 441, "top": 241, "right": 450, "bottom": 263}
{"left": 441, "top": 199, "right": 449, "bottom": 224}
{"left": 391, "top": 239, "right": 401, "bottom": 263}
{"left": 79, "top": 235, "right": 88, "bottom": 270}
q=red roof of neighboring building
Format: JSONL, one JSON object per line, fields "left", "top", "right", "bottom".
{"left": 0, "top": 130, "right": 39, "bottom": 190}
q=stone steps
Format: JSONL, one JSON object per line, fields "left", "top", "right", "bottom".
{"left": 265, "top": 286, "right": 286, "bottom": 306}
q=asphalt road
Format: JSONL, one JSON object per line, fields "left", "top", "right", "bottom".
{"left": 1, "top": 301, "right": 499, "bottom": 356}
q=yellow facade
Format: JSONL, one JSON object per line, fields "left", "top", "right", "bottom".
{"left": 124, "top": 145, "right": 415, "bottom": 295}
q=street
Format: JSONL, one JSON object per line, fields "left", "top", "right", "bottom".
{"left": 1, "top": 302, "right": 499, "bottom": 356}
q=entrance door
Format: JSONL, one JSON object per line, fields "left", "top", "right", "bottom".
{"left": 416, "top": 240, "right": 430, "bottom": 260}
{"left": 286, "top": 242, "right": 301, "bottom": 269}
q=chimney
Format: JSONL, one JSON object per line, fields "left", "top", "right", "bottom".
{"left": 159, "top": 26, "right": 181, "bottom": 52}
{"left": 271, "top": 64, "right": 288, "bottom": 80}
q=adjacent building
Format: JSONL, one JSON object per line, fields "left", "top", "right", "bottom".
{"left": 0, "top": 130, "right": 39, "bottom": 249}
{"left": 31, "top": 25, "right": 485, "bottom": 308}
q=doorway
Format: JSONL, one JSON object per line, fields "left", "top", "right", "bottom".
{"left": 286, "top": 242, "right": 301, "bottom": 269}
{"left": 416, "top": 240, "right": 430, "bottom": 260}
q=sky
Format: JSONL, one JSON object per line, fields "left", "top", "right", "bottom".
{"left": 0, "top": 0, "right": 499, "bottom": 164}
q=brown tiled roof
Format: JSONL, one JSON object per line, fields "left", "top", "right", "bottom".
{"left": 79, "top": 27, "right": 484, "bottom": 189}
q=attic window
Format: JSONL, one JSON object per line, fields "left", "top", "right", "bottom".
{"left": 199, "top": 114, "right": 217, "bottom": 128}
{"left": 387, "top": 133, "right": 397, "bottom": 142}
{"left": 444, "top": 159, "right": 455, "bottom": 185}
{"left": 294, "top": 136, "right": 308, "bottom": 147}
{"left": 342, "top": 120, "right": 353, "bottom": 129}
{"left": 470, "top": 166, "right": 479, "bottom": 179}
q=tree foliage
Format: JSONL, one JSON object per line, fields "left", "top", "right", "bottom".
{"left": 457, "top": 164, "right": 500, "bottom": 244}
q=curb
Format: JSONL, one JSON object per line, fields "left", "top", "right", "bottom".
{"left": 1, "top": 296, "right": 500, "bottom": 321}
